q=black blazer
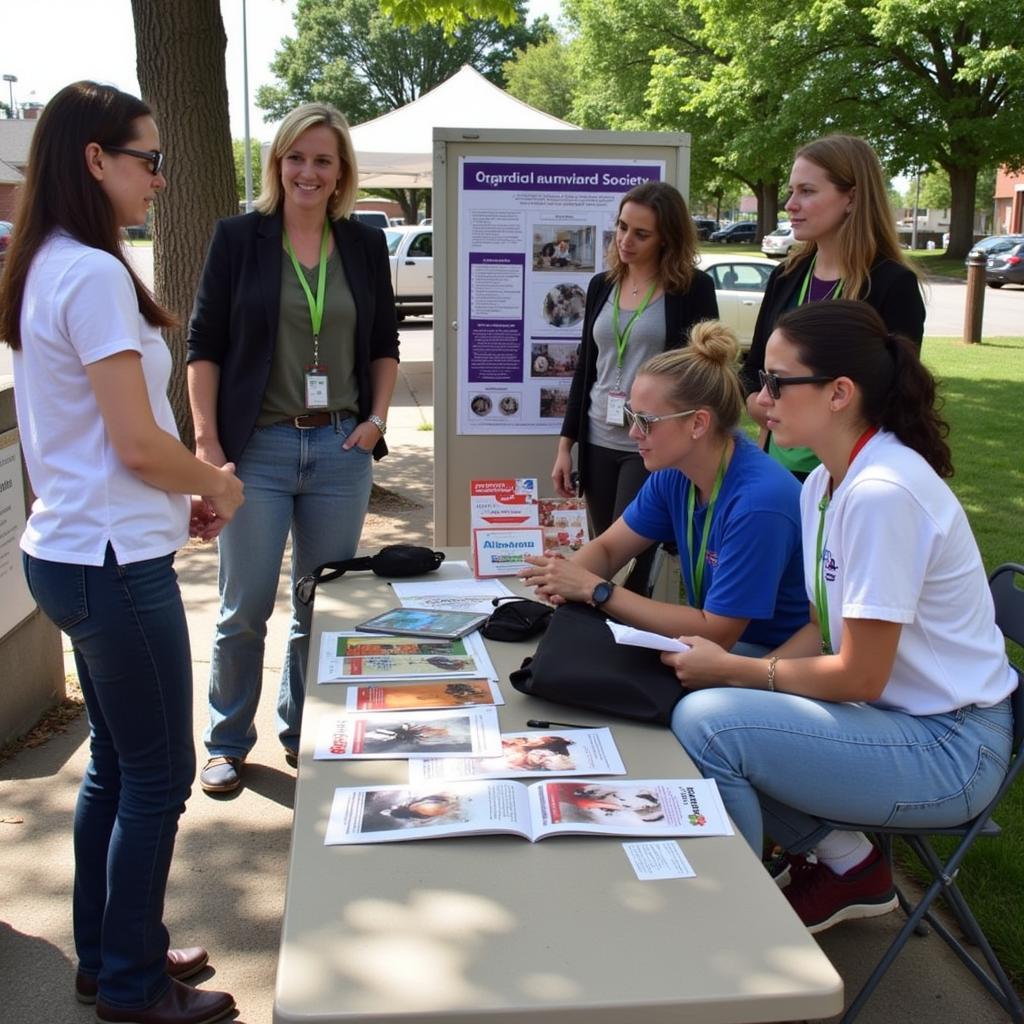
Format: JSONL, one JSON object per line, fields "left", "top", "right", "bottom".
{"left": 561, "top": 270, "right": 719, "bottom": 485}
{"left": 739, "top": 257, "right": 925, "bottom": 394}
{"left": 187, "top": 211, "right": 400, "bottom": 464}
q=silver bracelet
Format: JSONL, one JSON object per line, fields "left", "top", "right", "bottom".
{"left": 368, "top": 414, "right": 387, "bottom": 436}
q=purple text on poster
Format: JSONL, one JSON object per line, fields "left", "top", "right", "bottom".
{"left": 467, "top": 252, "right": 525, "bottom": 383}
{"left": 463, "top": 162, "right": 662, "bottom": 193}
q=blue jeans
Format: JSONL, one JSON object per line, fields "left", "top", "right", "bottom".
{"left": 23, "top": 546, "right": 194, "bottom": 1010}
{"left": 672, "top": 688, "right": 1013, "bottom": 854}
{"left": 206, "top": 417, "right": 373, "bottom": 757}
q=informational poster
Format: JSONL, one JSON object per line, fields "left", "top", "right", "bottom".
{"left": 0, "top": 431, "right": 34, "bottom": 638}
{"left": 457, "top": 157, "right": 665, "bottom": 435}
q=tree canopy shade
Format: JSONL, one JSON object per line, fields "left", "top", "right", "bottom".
{"left": 382, "top": 0, "right": 520, "bottom": 34}
{"left": 503, "top": 36, "right": 579, "bottom": 122}
{"left": 256, "top": 0, "right": 548, "bottom": 124}
{"left": 564, "top": 0, "right": 1024, "bottom": 255}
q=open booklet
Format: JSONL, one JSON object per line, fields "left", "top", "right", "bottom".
{"left": 313, "top": 707, "right": 503, "bottom": 760}
{"left": 408, "top": 728, "right": 625, "bottom": 781}
{"left": 324, "top": 778, "right": 733, "bottom": 845}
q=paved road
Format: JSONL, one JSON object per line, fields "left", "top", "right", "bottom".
{"left": 2, "top": 255, "right": 1019, "bottom": 384}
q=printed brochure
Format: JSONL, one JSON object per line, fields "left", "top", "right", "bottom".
{"left": 317, "top": 630, "right": 494, "bottom": 683}
{"left": 408, "top": 728, "right": 624, "bottom": 781}
{"left": 312, "top": 707, "right": 503, "bottom": 760}
{"left": 344, "top": 678, "right": 504, "bottom": 712}
{"left": 324, "top": 778, "right": 733, "bottom": 845}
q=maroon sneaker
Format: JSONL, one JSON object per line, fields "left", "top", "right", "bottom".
{"left": 767, "top": 850, "right": 817, "bottom": 889}
{"left": 784, "top": 846, "right": 898, "bottom": 934}
{"left": 75, "top": 947, "right": 209, "bottom": 1004}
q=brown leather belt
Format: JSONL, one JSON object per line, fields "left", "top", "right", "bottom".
{"left": 289, "top": 412, "right": 335, "bottom": 428}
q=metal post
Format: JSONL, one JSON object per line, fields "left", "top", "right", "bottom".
{"left": 963, "top": 250, "right": 986, "bottom": 345}
{"left": 2, "top": 74, "right": 17, "bottom": 119}
{"left": 910, "top": 169, "right": 921, "bottom": 251}
{"left": 242, "top": 0, "right": 253, "bottom": 212}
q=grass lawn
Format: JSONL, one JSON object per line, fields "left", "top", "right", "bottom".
{"left": 916, "top": 335, "right": 1024, "bottom": 986}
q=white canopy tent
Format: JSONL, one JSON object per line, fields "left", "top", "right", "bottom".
{"left": 350, "top": 66, "right": 579, "bottom": 189}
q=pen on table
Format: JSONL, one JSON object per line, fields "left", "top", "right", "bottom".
{"left": 526, "top": 719, "right": 596, "bottom": 729}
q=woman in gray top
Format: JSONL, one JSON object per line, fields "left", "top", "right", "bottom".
{"left": 553, "top": 182, "right": 718, "bottom": 592}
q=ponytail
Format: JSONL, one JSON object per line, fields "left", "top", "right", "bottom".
{"left": 775, "top": 300, "right": 952, "bottom": 477}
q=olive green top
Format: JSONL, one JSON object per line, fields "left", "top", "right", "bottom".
{"left": 258, "top": 247, "right": 359, "bottom": 425}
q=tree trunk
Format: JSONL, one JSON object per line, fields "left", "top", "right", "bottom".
{"left": 753, "top": 180, "right": 780, "bottom": 243}
{"left": 945, "top": 165, "right": 980, "bottom": 260}
{"left": 131, "top": 1, "right": 238, "bottom": 449}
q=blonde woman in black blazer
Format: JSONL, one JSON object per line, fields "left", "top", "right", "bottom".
{"left": 187, "top": 102, "right": 399, "bottom": 794}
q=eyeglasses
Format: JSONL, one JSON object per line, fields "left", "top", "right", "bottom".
{"left": 623, "top": 402, "right": 696, "bottom": 436}
{"left": 103, "top": 146, "right": 164, "bottom": 176}
{"left": 758, "top": 369, "right": 835, "bottom": 401}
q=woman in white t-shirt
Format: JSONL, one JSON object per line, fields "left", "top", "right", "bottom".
{"left": 0, "top": 82, "right": 243, "bottom": 1024}
{"left": 665, "top": 298, "right": 1016, "bottom": 937}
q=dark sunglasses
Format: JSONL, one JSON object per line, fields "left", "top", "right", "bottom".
{"left": 623, "top": 401, "right": 695, "bottom": 437}
{"left": 103, "top": 146, "right": 164, "bottom": 176}
{"left": 758, "top": 369, "right": 834, "bottom": 400}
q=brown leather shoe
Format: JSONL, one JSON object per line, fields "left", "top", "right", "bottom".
{"left": 75, "top": 947, "right": 210, "bottom": 1004}
{"left": 95, "top": 977, "right": 234, "bottom": 1024}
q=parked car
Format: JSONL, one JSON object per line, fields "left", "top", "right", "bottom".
{"left": 965, "top": 234, "right": 1020, "bottom": 266}
{"left": 693, "top": 217, "right": 718, "bottom": 241}
{"left": 351, "top": 210, "right": 390, "bottom": 230}
{"left": 983, "top": 237, "right": 1024, "bottom": 289}
{"left": 761, "top": 223, "right": 797, "bottom": 258}
{"left": 385, "top": 225, "right": 433, "bottom": 319}
{"left": 697, "top": 253, "right": 775, "bottom": 349}
{"left": 0, "top": 220, "right": 13, "bottom": 266}
{"left": 709, "top": 221, "right": 757, "bottom": 244}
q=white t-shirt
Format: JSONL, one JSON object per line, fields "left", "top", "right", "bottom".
{"left": 14, "top": 232, "right": 189, "bottom": 566}
{"left": 800, "top": 430, "right": 1016, "bottom": 714}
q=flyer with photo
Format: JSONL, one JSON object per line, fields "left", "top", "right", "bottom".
{"left": 313, "top": 707, "right": 503, "bottom": 761}
{"left": 408, "top": 728, "right": 625, "bottom": 781}
{"left": 323, "top": 778, "right": 733, "bottom": 845}
{"left": 344, "top": 678, "right": 504, "bottom": 712}
{"left": 456, "top": 157, "right": 665, "bottom": 436}
{"left": 538, "top": 497, "right": 590, "bottom": 555}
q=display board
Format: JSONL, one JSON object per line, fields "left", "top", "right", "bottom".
{"left": 432, "top": 129, "right": 691, "bottom": 545}
{"left": 0, "top": 430, "right": 34, "bottom": 637}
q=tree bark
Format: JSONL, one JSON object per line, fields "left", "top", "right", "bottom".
{"left": 131, "top": 1, "right": 238, "bottom": 449}
{"left": 944, "top": 165, "right": 980, "bottom": 260}
{"left": 753, "top": 180, "right": 780, "bottom": 243}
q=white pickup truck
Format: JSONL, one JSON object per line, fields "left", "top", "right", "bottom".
{"left": 384, "top": 226, "right": 433, "bottom": 320}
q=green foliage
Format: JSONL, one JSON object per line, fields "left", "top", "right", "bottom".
{"left": 503, "top": 35, "right": 578, "bottom": 121}
{"left": 256, "top": 0, "right": 545, "bottom": 124}
{"left": 382, "top": 0, "right": 519, "bottom": 36}
{"left": 232, "top": 138, "right": 263, "bottom": 204}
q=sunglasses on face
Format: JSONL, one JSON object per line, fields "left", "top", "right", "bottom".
{"left": 623, "top": 402, "right": 696, "bottom": 436}
{"left": 758, "top": 369, "right": 835, "bottom": 400}
{"left": 103, "top": 146, "right": 164, "bottom": 176}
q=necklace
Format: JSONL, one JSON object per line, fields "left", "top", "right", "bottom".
{"left": 628, "top": 275, "right": 655, "bottom": 297}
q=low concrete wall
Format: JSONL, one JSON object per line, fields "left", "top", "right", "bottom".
{"left": 0, "top": 383, "right": 65, "bottom": 745}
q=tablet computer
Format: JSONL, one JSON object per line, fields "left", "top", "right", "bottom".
{"left": 354, "top": 607, "right": 490, "bottom": 640}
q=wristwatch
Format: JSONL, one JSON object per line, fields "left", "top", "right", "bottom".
{"left": 591, "top": 580, "right": 615, "bottom": 607}
{"left": 368, "top": 414, "right": 387, "bottom": 436}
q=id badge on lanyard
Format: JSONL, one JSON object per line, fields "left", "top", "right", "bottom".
{"left": 608, "top": 281, "right": 655, "bottom": 425}
{"left": 305, "top": 364, "right": 329, "bottom": 409}
{"left": 606, "top": 390, "right": 627, "bottom": 426}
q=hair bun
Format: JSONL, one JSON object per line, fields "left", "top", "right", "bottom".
{"left": 688, "top": 319, "right": 739, "bottom": 366}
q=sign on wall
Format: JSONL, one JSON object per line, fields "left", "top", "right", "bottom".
{"left": 456, "top": 157, "right": 665, "bottom": 435}
{"left": 0, "top": 430, "right": 34, "bottom": 638}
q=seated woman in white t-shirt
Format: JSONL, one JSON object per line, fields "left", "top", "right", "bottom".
{"left": 666, "top": 299, "right": 1017, "bottom": 936}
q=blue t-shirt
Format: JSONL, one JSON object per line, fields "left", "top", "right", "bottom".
{"left": 623, "top": 433, "right": 808, "bottom": 647}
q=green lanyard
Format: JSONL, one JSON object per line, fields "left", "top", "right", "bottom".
{"left": 283, "top": 219, "right": 330, "bottom": 365}
{"left": 611, "top": 281, "right": 656, "bottom": 385}
{"left": 796, "top": 254, "right": 844, "bottom": 305}
{"left": 684, "top": 442, "right": 730, "bottom": 609}
{"left": 814, "top": 426, "right": 879, "bottom": 654}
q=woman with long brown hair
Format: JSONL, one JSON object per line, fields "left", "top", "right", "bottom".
{"left": 552, "top": 181, "right": 718, "bottom": 593}
{"left": 0, "top": 81, "right": 241, "bottom": 1023}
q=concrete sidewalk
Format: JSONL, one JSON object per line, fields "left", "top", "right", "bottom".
{"left": 0, "top": 318, "right": 1013, "bottom": 1023}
